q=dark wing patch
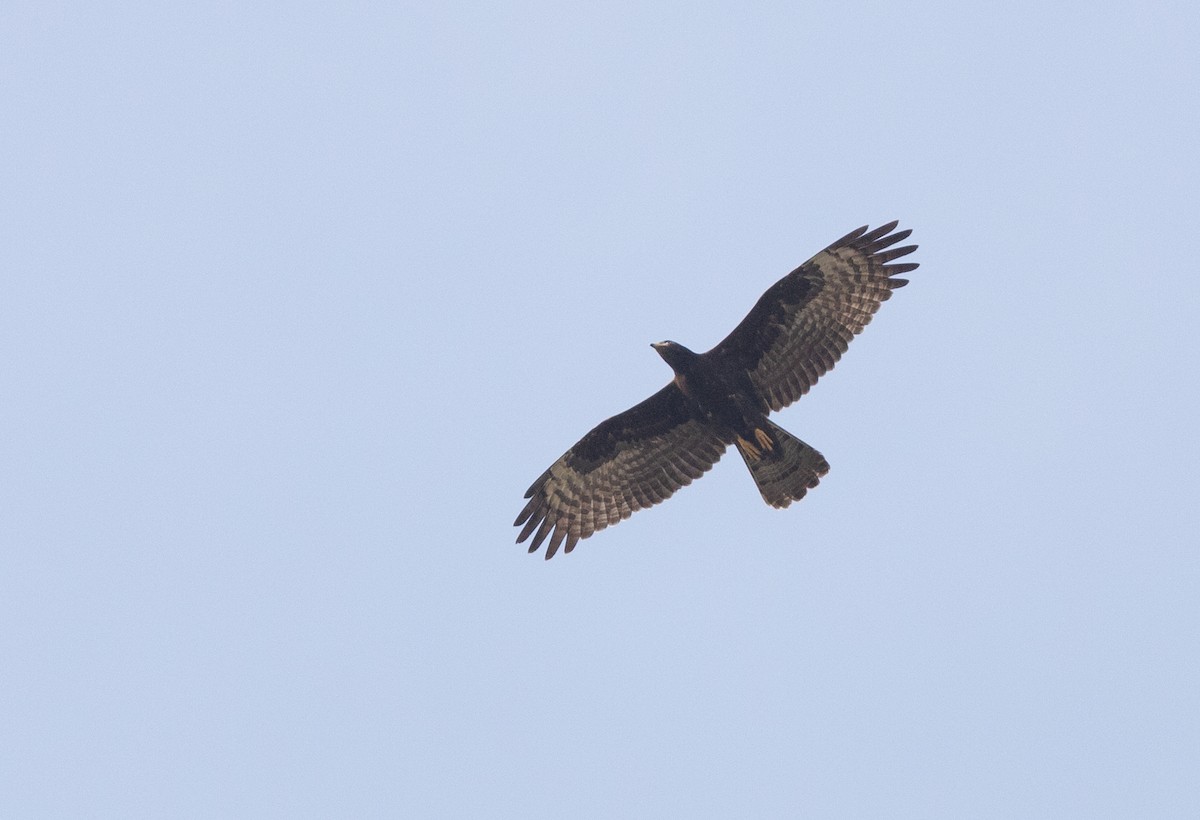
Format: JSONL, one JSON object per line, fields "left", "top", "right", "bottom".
{"left": 514, "top": 384, "right": 728, "bottom": 559}
{"left": 708, "top": 221, "right": 918, "bottom": 412}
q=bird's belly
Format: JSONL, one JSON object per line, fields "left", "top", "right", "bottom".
{"left": 695, "top": 392, "right": 759, "bottom": 433}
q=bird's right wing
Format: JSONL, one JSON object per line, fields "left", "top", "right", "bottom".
{"left": 515, "top": 384, "right": 728, "bottom": 559}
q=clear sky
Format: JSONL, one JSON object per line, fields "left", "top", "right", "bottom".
{"left": 3, "top": 2, "right": 1198, "bottom": 817}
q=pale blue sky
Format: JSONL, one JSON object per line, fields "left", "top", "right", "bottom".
{"left": 3, "top": 2, "right": 1199, "bottom": 817}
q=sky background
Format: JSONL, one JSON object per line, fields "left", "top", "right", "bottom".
{"left": 3, "top": 1, "right": 1199, "bottom": 817}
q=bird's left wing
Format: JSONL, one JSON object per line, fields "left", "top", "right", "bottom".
{"left": 708, "top": 221, "right": 918, "bottom": 412}
{"left": 515, "top": 384, "right": 728, "bottom": 559}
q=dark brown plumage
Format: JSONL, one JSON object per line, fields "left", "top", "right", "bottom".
{"left": 515, "top": 221, "right": 918, "bottom": 558}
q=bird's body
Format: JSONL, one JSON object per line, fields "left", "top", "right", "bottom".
{"left": 654, "top": 341, "right": 763, "bottom": 443}
{"left": 515, "top": 221, "right": 918, "bottom": 558}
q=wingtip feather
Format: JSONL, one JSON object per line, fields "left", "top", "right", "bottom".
{"left": 829, "top": 224, "right": 870, "bottom": 248}
{"left": 516, "top": 512, "right": 542, "bottom": 543}
{"left": 857, "top": 220, "right": 899, "bottom": 246}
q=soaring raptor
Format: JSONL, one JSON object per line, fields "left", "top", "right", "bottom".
{"left": 514, "top": 221, "right": 918, "bottom": 559}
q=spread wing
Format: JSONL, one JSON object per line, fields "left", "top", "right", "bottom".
{"left": 708, "top": 221, "right": 918, "bottom": 412}
{"left": 514, "top": 384, "right": 728, "bottom": 559}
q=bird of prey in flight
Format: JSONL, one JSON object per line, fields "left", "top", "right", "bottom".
{"left": 515, "top": 221, "right": 918, "bottom": 559}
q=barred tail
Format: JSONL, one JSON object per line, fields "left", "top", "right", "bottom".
{"left": 734, "top": 420, "right": 830, "bottom": 508}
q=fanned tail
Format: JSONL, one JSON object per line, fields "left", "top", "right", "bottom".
{"left": 734, "top": 420, "right": 830, "bottom": 508}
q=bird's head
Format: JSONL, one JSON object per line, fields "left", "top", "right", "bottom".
{"left": 651, "top": 340, "right": 697, "bottom": 373}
